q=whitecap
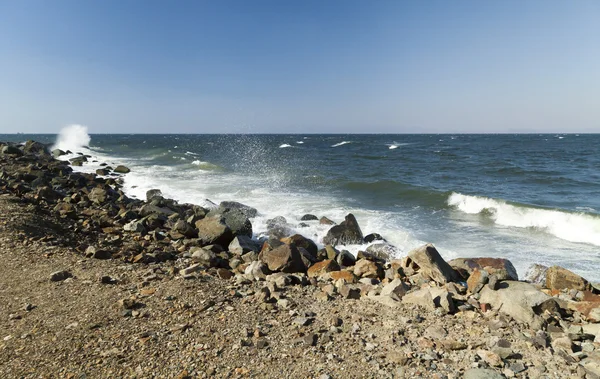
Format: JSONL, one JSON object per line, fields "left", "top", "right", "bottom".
{"left": 331, "top": 141, "right": 351, "bottom": 147}
{"left": 279, "top": 144, "right": 292, "bottom": 148}
{"left": 296, "top": 141, "right": 304, "bottom": 144}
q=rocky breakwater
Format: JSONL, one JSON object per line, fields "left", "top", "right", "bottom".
{"left": 1, "top": 139, "right": 600, "bottom": 378}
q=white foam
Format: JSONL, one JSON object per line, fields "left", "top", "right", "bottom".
{"left": 296, "top": 141, "right": 304, "bottom": 144}
{"left": 52, "top": 124, "right": 91, "bottom": 152}
{"left": 448, "top": 192, "right": 600, "bottom": 246}
{"left": 279, "top": 144, "right": 292, "bottom": 148}
{"left": 331, "top": 141, "right": 351, "bottom": 147}
{"left": 388, "top": 144, "right": 398, "bottom": 150}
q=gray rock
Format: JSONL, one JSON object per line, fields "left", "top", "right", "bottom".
{"left": 336, "top": 250, "right": 356, "bottom": 267}
{"left": 113, "top": 165, "right": 131, "bottom": 174}
{"left": 463, "top": 368, "right": 505, "bottom": 379}
{"left": 191, "top": 247, "right": 218, "bottom": 267}
{"left": 300, "top": 214, "right": 318, "bottom": 221}
{"left": 2, "top": 145, "right": 23, "bottom": 156}
{"left": 218, "top": 201, "right": 257, "bottom": 218}
{"left": 245, "top": 261, "right": 271, "bottom": 281}
{"left": 52, "top": 149, "right": 66, "bottom": 157}
{"left": 146, "top": 189, "right": 163, "bottom": 201}
{"left": 479, "top": 280, "right": 552, "bottom": 325}
{"left": 228, "top": 235, "right": 260, "bottom": 255}
{"left": 195, "top": 216, "right": 234, "bottom": 247}
{"left": 524, "top": 263, "right": 548, "bottom": 284}
{"left": 365, "top": 243, "right": 398, "bottom": 261}
{"left": 124, "top": 220, "right": 146, "bottom": 233}
{"left": 405, "top": 244, "right": 458, "bottom": 284}
{"left": 380, "top": 278, "right": 410, "bottom": 300}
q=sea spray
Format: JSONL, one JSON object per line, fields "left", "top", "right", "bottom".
{"left": 52, "top": 124, "right": 91, "bottom": 152}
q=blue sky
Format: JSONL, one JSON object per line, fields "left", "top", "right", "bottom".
{"left": 0, "top": 0, "right": 598, "bottom": 133}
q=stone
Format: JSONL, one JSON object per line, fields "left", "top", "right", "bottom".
{"left": 244, "top": 261, "right": 271, "bottom": 281}
{"left": 52, "top": 148, "right": 66, "bottom": 157}
{"left": 546, "top": 266, "right": 591, "bottom": 292}
{"left": 146, "top": 189, "right": 163, "bottom": 201}
{"left": 280, "top": 234, "right": 318, "bottom": 259}
{"left": 524, "top": 263, "right": 549, "bottom": 284}
{"left": 319, "top": 216, "right": 335, "bottom": 225}
{"left": 181, "top": 264, "right": 201, "bottom": 276}
{"left": 329, "top": 270, "right": 357, "bottom": 283}
{"left": 476, "top": 350, "right": 503, "bottom": 367}
{"left": 218, "top": 201, "right": 257, "bottom": 218}
{"left": 2, "top": 145, "right": 23, "bottom": 156}
{"left": 195, "top": 216, "right": 234, "bottom": 247}
{"left": 124, "top": 220, "right": 146, "bottom": 233}
{"left": 353, "top": 259, "right": 383, "bottom": 279}
{"left": 322, "top": 213, "right": 364, "bottom": 246}
{"left": 216, "top": 208, "right": 253, "bottom": 238}
{"left": 88, "top": 187, "right": 108, "bottom": 204}
{"left": 335, "top": 250, "right": 356, "bottom": 267}
{"left": 449, "top": 257, "right": 518, "bottom": 281}
{"left": 191, "top": 247, "right": 217, "bottom": 267}
{"left": 113, "top": 165, "right": 131, "bottom": 173}
{"left": 307, "top": 259, "right": 340, "bottom": 278}
{"left": 171, "top": 219, "right": 197, "bottom": 238}
{"left": 425, "top": 325, "right": 448, "bottom": 339}
{"left": 86, "top": 246, "right": 112, "bottom": 260}
{"left": 228, "top": 235, "right": 260, "bottom": 255}
{"left": 50, "top": 270, "right": 72, "bottom": 282}
{"left": 260, "top": 244, "right": 307, "bottom": 273}
{"left": 402, "top": 287, "right": 455, "bottom": 313}
{"left": 479, "top": 280, "right": 552, "bottom": 325}
{"left": 338, "top": 284, "right": 361, "bottom": 299}
{"left": 363, "top": 233, "right": 384, "bottom": 243}
{"left": 365, "top": 243, "right": 398, "bottom": 261}
{"left": 467, "top": 268, "right": 489, "bottom": 294}
{"left": 300, "top": 214, "right": 318, "bottom": 221}
{"left": 380, "top": 278, "right": 410, "bottom": 300}
{"left": 405, "top": 244, "right": 458, "bottom": 284}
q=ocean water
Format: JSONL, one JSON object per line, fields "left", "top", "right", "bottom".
{"left": 4, "top": 128, "right": 600, "bottom": 282}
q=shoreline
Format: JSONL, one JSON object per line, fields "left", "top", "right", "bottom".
{"left": 1, "top": 140, "right": 600, "bottom": 378}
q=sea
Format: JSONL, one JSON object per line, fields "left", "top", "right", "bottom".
{"left": 3, "top": 126, "right": 600, "bottom": 282}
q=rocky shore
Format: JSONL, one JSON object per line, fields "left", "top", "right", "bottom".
{"left": 1, "top": 140, "right": 600, "bottom": 378}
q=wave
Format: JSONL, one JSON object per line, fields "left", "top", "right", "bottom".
{"left": 388, "top": 145, "right": 398, "bottom": 150}
{"left": 296, "top": 141, "right": 304, "bottom": 144}
{"left": 191, "top": 160, "right": 222, "bottom": 171}
{"left": 279, "top": 144, "right": 292, "bottom": 148}
{"left": 52, "top": 124, "right": 91, "bottom": 152}
{"left": 331, "top": 141, "right": 351, "bottom": 147}
{"left": 342, "top": 180, "right": 449, "bottom": 207}
{"left": 447, "top": 192, "right": 600, "bottom": 246}
{"left": 185, "top": 151, "right": 199, "bottom": 156}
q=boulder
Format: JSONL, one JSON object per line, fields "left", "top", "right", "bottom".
{"left": 365, "top": 243, "right": 398, "bottom": 261}
{"left": 146, "top": 189, "right": 163, "bottom": 201}
{"left": 363, "top": 233, "right": 384, "bottom": 243}
{"left": 329, "top": 270, "right": 357, "bottom": 283}
{"left": 228, "top": 235, "right": 260, "bottom": 255}
{"left": 123, "top": 220, "right": 146, "bottom": 233}
{"left": 380, "top": 278, "right": 410, "bottom": 300}
{"left": 214, "top": 208, "right": 252, "bottom": 238}
{"left": 404, "top": 244, "right": 458, "bottom": 284}
{"left": 281, "top": 234, "right": 318, "bottom": 259}
{"left": 336, "top": 250, "right": 356, "bottom": 267}
{"left": 195, "top": 216, "right": 234, "bottom": 247}
{"left": 244, "top": 261, "right": 271, "bottom": 281}
{"left": 449, "top": 257, "right": 518, "bottom": 281}
{"left": 88, "top": 187, "right": 108, "bottom": 204}
{"left": 52, "top": 149, "right": 66, "bottom": 157}
{"left": 260, "top": 244, "right": 307, "bottom": 273}
{"left": 307, "top": 260, "right": 340, "bottom": 278}
{"left": 218, "top": 201, "right": 257, "bottom": 218}
{"left": 402, "top": 287, "right": 455, "bottom": 313}
{"left": 300, "top": 214, "right": 318, "bottom": 221}
{"left": 467, "top": 268, "right": 489, "bottom": 294}
{"left": 322, "top": 214, "right": 363, "bottom": 246}
{"left": 546, "top": 266, "right": 591, "bottom": 292}
{"left": 113, "top": 165, "right": 131, "bottom": 174}
{"left": 171, "top": 219, "right": 197, "bottom": 238}
{"left": 1, "top": 145, "right": 23, "bottom": 156}
{"left": 319, "top": 216, "right": 336, "bottom": 225}
{"left": 23, "top": 140, "right": 49, "bottom": 155}
{"left": 69, "top": 156, "right": 87, "bottom": 166}
{"left": 353, "top": 259, "right": 383, "bottom": 279}
{"left": 191, "top": 247, "right": 218, "bottom": 267}
{"left": 479, "top": 281, "right": 552, "bottom": 325}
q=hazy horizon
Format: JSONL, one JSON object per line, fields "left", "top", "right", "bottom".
{"left": 1, "top": 0, "right": 599, "bottom": 134}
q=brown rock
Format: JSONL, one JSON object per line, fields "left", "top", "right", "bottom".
{"left": 280, "top": 234, "right": 318, "bottom": 258}
{"left": 353, "top": 259, "right": 383, "bottom": 279}
{"left": 467, "top": 268, "right": 489, "bottom": 294}
{"left": 195, "top": 216, "right": 234, "bottom": 247}
{"left": 307, "top": 259, "right": 340, "bottom": 278}
{"left": 259, "top": 244, "right": 307, "bottom": 273}
{"left": 449, "top": 257, "right": 518, "bottom": 281}
{"left": 546, "top": 266, "right": 591, "bottom": 292}
{"left": 329, "top": 270, "right": 357, "bottom": 283}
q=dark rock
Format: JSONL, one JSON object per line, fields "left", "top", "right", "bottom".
{"left": 113, "top": 165, "right": 131, "bottom": 174}
{"left": 146, "top": 189, "right": 163, "bottom": 201}
{"left": 88, "top": 187, "right": 108, "bottom": 204}
{"left": 364, "top": 233, "right": 384, "bottom": 243}
{"left": 69, "top": 156, "right": 87, "bottom": 166}
{"left": 280, "top": 234, "right": 318, "bottom": 259}
{"left": 1, "top": 145, "right": 23, "bottom": 156}
{"left": 208, "top": 208, "right": 252, "bottom": 238}
{"left": 191, "top": 247, "right": 217, "bottom": 267}
{"left": 338, "top": 284, "right": 361, "bottom": 299}
{"left": 218, "top": 201, "right": 257, "bottom": 218}
{"left": 195, "top": 216, "right": 234, "bottom": 247}
{"left": 336, "top": 250, "right": 356, "bottom": 267}
{"left": 171, "top": 219, "right": 197, "bottom": 238}
{"left": 322, "top": 213, "right": 363, "bottom": 246}
{"left": 300, "top": 214, "right": 318, "bottom": 221}
{"left": 448, "top": 257, "right": 518, "bottom": 281}
{"left": 96, "top": 168, "right": 110, "bottom": 176}
{"left": 52, "top": 149, "right": 66, "bottom": 158}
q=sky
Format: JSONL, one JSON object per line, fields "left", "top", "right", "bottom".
{"left": 0, "top": 0, "right": 599, "bottom": 134}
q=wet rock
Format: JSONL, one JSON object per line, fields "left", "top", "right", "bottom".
{"left": 319, "top": 216, "right": 335, "bottom": 225}
{"left": 88, "top": 187, "right": 108, "bottom": 204}
{"left": 404, "top": 244, "right": 458, "bottom": 284}
{"left": 322, "top": 213, "right": 363, "bottom": 246}
{"left": 546, "top": 265, "right": 591, "bottom": 292}
{"left": 335, "top": 250, "right": 356, "bottom": 267}
{"left": 113, "top": 165, "right": 131, "bottom": 174}
{"left": 146, "top": 189, "right": 162, "bottom": 201}
{"left": 300, "top": 214, "right": 318, "bottom": 221}
{"left": 449, "top": 257, "right": 518, "bottom": 281}
{"left": 2, "top": 145, "right": 23, "bottom": 156}
{"left": 307, "top": 259, "right": 340, "bottom": 278}
{"left": 365, "top": 243, "right": 398, "bottom": 261}
{"left": 363, "top": 233, "right": 384, "bottom": 243}
{"left": 52, "top": 149, "right": 66, "bottom": 157}
{"left": 50, "top": 270, "right": 72, "bottom": 282}
{"left": 260, "top": 243, "right": 307, "bottom": 273}
{"left": 218, "top": 201, "right": 257, "bottom": 218}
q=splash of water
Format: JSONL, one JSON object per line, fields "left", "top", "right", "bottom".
{"left": 52, "top": 124, "right": 91, "bottom": 152}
